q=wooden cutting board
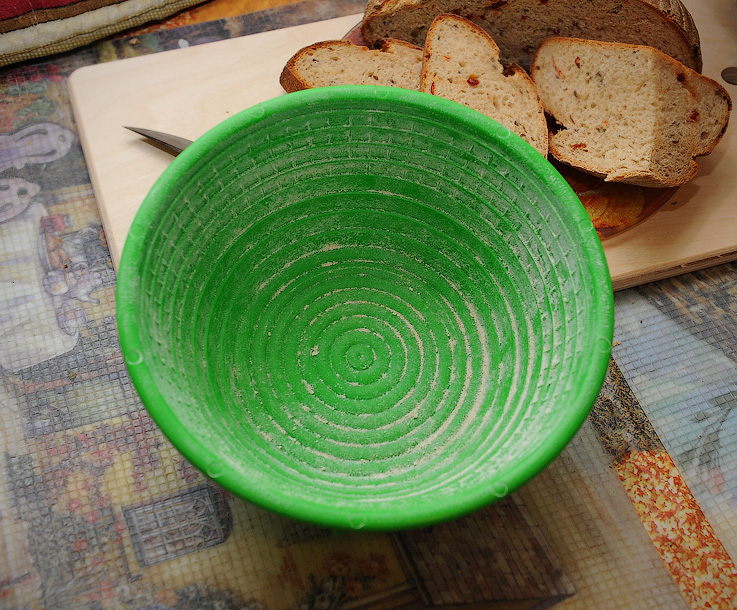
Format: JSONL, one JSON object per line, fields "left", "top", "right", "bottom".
{"left": 68, "top": 2, "right": 737, "bottom": 291}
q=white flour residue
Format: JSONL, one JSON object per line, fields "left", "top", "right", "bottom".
{"left": 320, "top": 243, "right": 342, "bottom": 252}
{"left": 410, "top": 292, "right": 492, "bottom": 463}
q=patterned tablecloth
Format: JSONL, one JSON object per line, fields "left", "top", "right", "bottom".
{"left": 1, "top": 1, "right": 736, "bottom": 609}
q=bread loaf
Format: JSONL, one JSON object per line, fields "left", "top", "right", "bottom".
{"left": 530, "top": 37, "right": 731, "bottom": 187}
{"left": 279, "top": 39, "right": 423, "bottom": 92}
{"left": 361, "top": 0, "right": 702, "bottom": 72}
{"left": 421, "top": 14, "right": 548, "bottom": 155}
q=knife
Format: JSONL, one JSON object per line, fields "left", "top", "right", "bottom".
{"left": 125, "top": 126, "right": 192, "bottom": 156}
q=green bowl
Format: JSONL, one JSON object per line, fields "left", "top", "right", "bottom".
{"left": 117, "top": 86, "right": 613, "bottom": 531}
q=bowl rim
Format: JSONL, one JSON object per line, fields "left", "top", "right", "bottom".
{"left": 116, "top": 85, "right": 614, "bottom": 531}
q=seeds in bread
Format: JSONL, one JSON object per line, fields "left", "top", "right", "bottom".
{"left": 361, "top": 0, "right": 702, "bottom": 72}
{"left": 279, "top": 39, "right": 422, "bottom": 92}
{"left": 421, "top": 14, "right": 548, "bottom": 155}
{"left": 530, "top": 37, "right": 731, "bottom": 187}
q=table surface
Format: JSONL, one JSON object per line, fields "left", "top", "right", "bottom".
{"left": 1, "top": 1, "right": 736, "bottom": 609}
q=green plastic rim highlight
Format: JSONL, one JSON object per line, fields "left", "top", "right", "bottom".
{"left": 117, "top": 86, "right": 614, "bottom": 531}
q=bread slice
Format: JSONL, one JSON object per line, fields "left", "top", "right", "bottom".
{"left": 361, "top": 0, "right": 702, "bottom": 72}
{"left": 530, "top": 37, "right": 732, "bottom": 187}
{"left": 421, "top": 15, "right": 548, "bottom": 155}
{"left": 279, "top": 39, "right": 422, "bottom": 92}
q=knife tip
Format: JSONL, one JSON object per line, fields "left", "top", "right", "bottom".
{"left": 124, "top": 126, "right": 147, "bottom": 136}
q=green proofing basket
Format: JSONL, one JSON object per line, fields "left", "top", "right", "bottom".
{"left": 117, "top": 86, "right": 614, "bottom": 531}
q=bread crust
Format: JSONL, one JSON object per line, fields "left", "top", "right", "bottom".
{"left": 361, "top": 0, "right": 702, "bottom": 72}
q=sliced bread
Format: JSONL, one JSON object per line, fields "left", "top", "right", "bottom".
{"left": 421, "top": 14, "right": 548, "bottom": 155}
{"left": 361, "top": 0, "right": 702, "bottom": 72}
{"left": 530, "top": 37, "right": 731, "bottom": 187}
{"left": 279, "top": 39, "right": 423, "bottom": 92}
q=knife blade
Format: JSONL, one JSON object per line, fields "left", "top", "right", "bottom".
{"left": 124, "top": 126, "right": 193, "bottom": 156}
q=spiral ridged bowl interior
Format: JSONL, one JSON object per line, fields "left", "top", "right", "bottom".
{"left": 117, "top": 86, "right": 614, "bottom": 531}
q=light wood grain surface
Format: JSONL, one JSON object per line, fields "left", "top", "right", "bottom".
{"left": 68, "top": 0, "right": 737, "bottom": 290}
{"left": 69, "top": 14, "right": 361, "bottom": 265}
